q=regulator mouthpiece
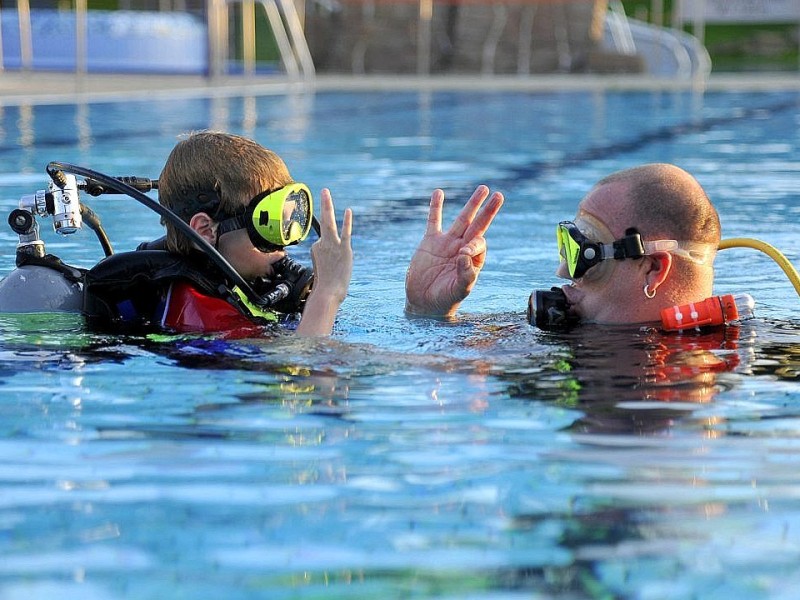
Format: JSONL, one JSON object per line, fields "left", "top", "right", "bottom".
{"left": 528, "top": 287, "right": 580, "bottom": 331}
{"left": 260, "top": 255, "right": 314, "bottom": 313}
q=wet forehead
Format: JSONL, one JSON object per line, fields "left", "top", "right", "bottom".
{"left": 576, "top": 180, "right": 631, "bottom": 239}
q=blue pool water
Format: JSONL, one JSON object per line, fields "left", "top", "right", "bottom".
{"left": 0, "top": 87, "right": 798, "bottom": 598}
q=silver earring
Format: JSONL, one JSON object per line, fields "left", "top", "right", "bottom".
{"left": 644, "top": 284, "right": 656, "bottom": 299}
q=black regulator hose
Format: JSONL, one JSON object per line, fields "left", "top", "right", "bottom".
{"left": 82, "top": 176, "right": 158, "bottom": 196}
{"left": 79, "top": 203, "right": 114, "bottom": 257}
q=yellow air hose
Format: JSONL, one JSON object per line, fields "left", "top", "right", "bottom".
{"left": 719, "top": 238, "right": 800, "bottom": 298}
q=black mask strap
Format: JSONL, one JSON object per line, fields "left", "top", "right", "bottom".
{"left": 612, "top": 228, "right": 647, "bottom": 260}
{"left": 174, "top": 188, "right": 225, "bottom": 222}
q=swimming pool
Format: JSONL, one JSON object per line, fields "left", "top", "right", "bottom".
{"left": 0, "top": 86, "right": 798, "bottom": 598}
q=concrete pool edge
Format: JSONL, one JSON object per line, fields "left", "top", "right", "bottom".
{"left": 1, "top": 72, "right": 800, "bottom": 106}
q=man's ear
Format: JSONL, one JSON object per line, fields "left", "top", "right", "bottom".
{"left": 188, "top": 212, "right": 217, "bottom": 245}
{"left": 644, "top": 251, "right": 672, "bottom": 294}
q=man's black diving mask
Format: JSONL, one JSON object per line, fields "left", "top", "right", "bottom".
{"left": 557, "top": 221, "right": 648, "bottom": 279}
{"left": 215, "top": 183, "right": 314, "bottom": 252}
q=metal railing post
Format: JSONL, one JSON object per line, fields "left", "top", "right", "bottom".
{"left": 243, "top": 0, "right": 256, "bottom": 75}
{"left": 417, "top": 0, "right": 432, "bottom": 75}
{"left": 18, "top": 0, "right": 33, "bottom": 71}
{"left": 76, "top": 0, "right": 88, "bottom": 75}
{"left": 693, "top": 0, "right": 706, "bottom": 46}
{"left": 0, "top": 9, "right": 4, "bottom": 72}
{"left": 207, "top": 0, "right": 228, "bottom": 78}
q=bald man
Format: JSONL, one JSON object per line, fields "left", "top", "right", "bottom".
{"left": 405, "top": 164, "right": 719, "bottom": 325}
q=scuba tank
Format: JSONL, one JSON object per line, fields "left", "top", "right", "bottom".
{"left": 0, "top": 172, "right": 86, "bottom": 313}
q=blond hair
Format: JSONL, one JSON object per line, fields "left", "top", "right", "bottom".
{"left": 158, "top": 131, "right": 292, "bottom": 255}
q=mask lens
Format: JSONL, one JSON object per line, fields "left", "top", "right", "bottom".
{"left": 282, "top": 188, "right": 311, "bottom": 244}
{"left": 248, "top": 183, "right": 313, "bottom": 250}
{"left": 557, "top": 222, "right": 582, "bottom": 278}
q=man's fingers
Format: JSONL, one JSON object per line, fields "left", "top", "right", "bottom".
{"left": 449, "top": 185, "right": 490, "bottom": 238}
{"left": 455, "top": 253, "right": 477, "bottom": 286}
{"left": 459, "top": 236, "right": 487, "bottom": 258}
{"left": 426, "top": 189, "right": 445, "bottom": 235}
{"left": 463, "top": 191, "right": 504, "bottom": 240}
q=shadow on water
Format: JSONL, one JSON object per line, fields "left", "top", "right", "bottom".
{"left": 498, "top": 323, "right": 751, "bottom": 435}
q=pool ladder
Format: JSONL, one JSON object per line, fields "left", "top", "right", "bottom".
{"left": 208, "top": 0, "right": 316, "bottom": 80}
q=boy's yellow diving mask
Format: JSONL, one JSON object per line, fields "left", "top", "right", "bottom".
{"left": 217, "top": 183, "right": 314, "bottom": 251}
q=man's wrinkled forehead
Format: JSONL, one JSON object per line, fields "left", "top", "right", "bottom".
{"left": 576, "top": 181, "right": 631, "bottom": 239}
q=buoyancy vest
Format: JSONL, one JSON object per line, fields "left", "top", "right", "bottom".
{"left": 83, "top": 250, "right": 275, "bottom": 335}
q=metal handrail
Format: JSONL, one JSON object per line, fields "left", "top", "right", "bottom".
{"left": 274, "top": 0, "right": 316, "bottom": 77}
{"left": 208, "top": 0, "right": 315, "bottom": 79}
{"left": 259, "top": 0, "right": 301, "bottom": 78}
{"left": 605, "top": 0, "right": 636, "bottom": 55}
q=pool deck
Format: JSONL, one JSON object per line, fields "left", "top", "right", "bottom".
{"left": 1, "top": 71, "right": 800, "bottom": 105}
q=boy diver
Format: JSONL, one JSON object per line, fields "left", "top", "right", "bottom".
{"left": 86, "top": 131, "right": 352, "bottom": 336}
